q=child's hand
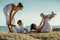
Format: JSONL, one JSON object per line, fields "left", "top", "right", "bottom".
{"left": 51, "top": 11, "right": 56, "bottom": 15}
{"left": 24, "top": 28, "right": 28, "bottom": 34}
{"left": 51, "top": 11, "right": 56, "bottom": 18}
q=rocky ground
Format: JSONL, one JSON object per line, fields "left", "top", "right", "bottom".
{"left": 0, "top": 31, "right": 60, "bottom": 40}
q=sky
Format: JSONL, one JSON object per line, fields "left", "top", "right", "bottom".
{"left": 0, "top": 0, "right": 60, "bottom": 26}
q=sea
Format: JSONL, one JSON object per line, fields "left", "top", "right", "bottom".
{"left": 0, "top": 26, "right": 60, "bottom": 32}
{"left": 0, "top": 26, "right": 31, "bottom": 32}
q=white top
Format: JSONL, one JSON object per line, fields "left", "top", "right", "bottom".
{"left": 3, "top": 4, "right": 15, "bottom": 25}
{"left": 13, "top": 25, "right": 27, "bottom": 33}
{"left": 41, "top": 17, "right": 52, "bottom": 32}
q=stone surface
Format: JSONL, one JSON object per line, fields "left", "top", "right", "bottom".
{"left": 0, "top": 31, "right": 60, "bottom": 40}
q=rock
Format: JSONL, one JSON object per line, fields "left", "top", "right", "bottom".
{"left": 0, "top": 32, "right": 60, "bottom": 40}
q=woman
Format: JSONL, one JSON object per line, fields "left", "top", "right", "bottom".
{"left": 41, "top": 11, "right": 56, "bottom": 32}
{"left": 30, "top": 11, "right": 56, "bottom": 33}
{"left": 3, "top": 2, "right": 23, "bottom": 32}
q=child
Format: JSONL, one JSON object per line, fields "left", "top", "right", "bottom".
{"left": 14, "top": 20, "right": 28, "bottom": 33}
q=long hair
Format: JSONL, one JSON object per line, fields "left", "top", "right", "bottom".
{"left": 17, "top": 2, "right": 23, "bottom": 7}
{"left": 30, "top": 23, "right": 36, "bottom": 30}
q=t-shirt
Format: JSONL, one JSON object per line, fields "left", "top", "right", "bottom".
{"left": 3, "top": 4, "right": 15, "bottom": 25}
{"left": 13, "top": 25, "right": 27, "bottom": 33}
{"left": 41, "top": 17, "right": 52, "bottom": 32}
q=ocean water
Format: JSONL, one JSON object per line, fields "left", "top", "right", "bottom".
{"left": 0, "top": 26, "right": 9, "bottom": 32}
{"left": 0, "top": 26, "right": 60, "bottom": 32}
{"left": 0, "top": 26, "right": 31, "bottom": 32}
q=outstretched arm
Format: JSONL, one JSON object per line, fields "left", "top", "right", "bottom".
{"left": 8, "top": 8, "right": 18, "bottom": 32}
{"left": 37, "top": 19, "right": 45, "bottom": 33}
{"left": 9, "top": 4, "right": 15, "bottom": 25}
{"left": 9, "top": 4, "right": 18, "bottom": 25}
{"left": 9, "top": 8, "right": 14, "bottom": 25}
{"left": 38, "top": 19, "right": 43, "bottom": 28}
{"left": 11, "top": 8, "right": 19, "bottom": 21}
{"left": 49, "top": 11, "right": 56, "bottom": 19}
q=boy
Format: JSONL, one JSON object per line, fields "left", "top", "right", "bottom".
{"left": 14, "top": 20, "right": 28, "bottom": 33}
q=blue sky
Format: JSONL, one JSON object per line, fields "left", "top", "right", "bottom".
{"left": 0, "top": 0, "right": 60, "bottom": 26}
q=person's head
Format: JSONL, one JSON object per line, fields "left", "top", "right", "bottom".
{"left": 13, "top": 2, "right": 23, "bottom": 11}
{"left": 17, "top": 20, "right": 23, "bottom": 26}
{"left": 30, "top": 23, "right": 37, "bottom": 31}
{"left": 46, "top": 14, "right": 51, "bottom": 18}
{"left": 40, "top": 13, "right": 46, "bottom": 18}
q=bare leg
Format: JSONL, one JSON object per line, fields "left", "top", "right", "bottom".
{"left": 7, "top": 24, "right": 15, "bottom": 33}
